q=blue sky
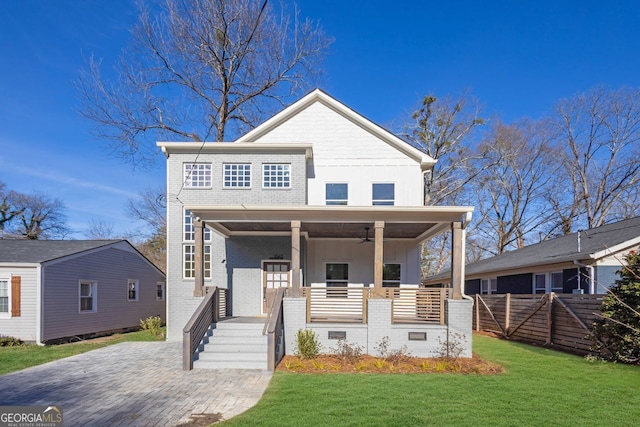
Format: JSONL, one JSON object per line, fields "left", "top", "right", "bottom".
{"left": 1, "top": 0, "right": 640, "bottom": 239}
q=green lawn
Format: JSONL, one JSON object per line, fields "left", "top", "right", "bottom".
{"left": 0, "top": 329, "right": 163, "bottom": 376}
{"left": 221, "top": 334, "right": 640, "bottom": 427}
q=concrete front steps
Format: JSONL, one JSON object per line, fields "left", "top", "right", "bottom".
{"left": 194, "top": 318, "right": 268, "bottom": 370}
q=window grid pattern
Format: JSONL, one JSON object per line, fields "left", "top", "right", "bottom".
{"left": 224, "top": 163, "right": 251, "bottom": 188}
{"left": 183, "top": 245, "right": 212, "bottom": 279}
{"left": 0, "top": 280, "right": 8, "bottom": 313}
{"left": 263, "top": 164, "right": 291, "bottom": 188}
{"left": 184, "top": 210, "right": 211, "bottom": 241}
{"left": 184, "top": 163, "right": 212, "bottom": 188}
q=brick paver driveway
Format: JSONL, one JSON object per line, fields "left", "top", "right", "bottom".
{"left": 0, "top": 341, "right": 272, "bottom": 426}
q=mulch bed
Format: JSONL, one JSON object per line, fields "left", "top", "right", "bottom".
{"left": 277, "top": 353, "right": 504, "bottom": 374}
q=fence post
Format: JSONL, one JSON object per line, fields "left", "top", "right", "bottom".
{"left": 546, "top": 293, "right": 553, "bottom": 345}
{"left": 505, "top": 293, "right": 511, "bottom": 334}
{"left": 475, "top": 294, "right": 480, "bottom": 331}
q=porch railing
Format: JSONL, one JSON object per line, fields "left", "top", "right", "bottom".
{"left": 182, "top": 287, "right": 229, "bottom": 371}
{"left": 263, "top": 287, "right": 286, "bottom": 371}
{"left": 385, "top": 287, "right": 447, "bottom": 324}
{"left": 302, "top": 286, "right": 370, "bottom": 323}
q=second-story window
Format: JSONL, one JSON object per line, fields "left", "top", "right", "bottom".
{"left": 223, "top": 163, "right": 251, "bottom": 188}
{"left": 326, "top": 183, "right": 348, "bottom": 205}
{"left": 263, "top": 164, "right": 291, "bottom": 188}
{"left": 372, "top": 183, "right": 394, "bottom": 206}
{"left": 184, "top": 163, "right": 212, "bottom": 188}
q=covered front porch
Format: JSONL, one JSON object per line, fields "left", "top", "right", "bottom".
{"left": 183, "top": 205, "right": 474, "bottom": 369}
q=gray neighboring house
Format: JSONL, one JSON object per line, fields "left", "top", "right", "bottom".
{"left": 425, "top": 217, "right": 640, "bottom": 295}
{"left": 0, "top": 240, "right": 166, "bottom": 344}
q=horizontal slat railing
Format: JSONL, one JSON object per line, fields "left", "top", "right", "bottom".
{"left": 182, "top": 287, "right": 229, "bottom": 371}
{"left": 303, "top": 287, "right": 369, "bottom": 323}
{"left": 386, "top": 288, "right": 447, "bottom": 324}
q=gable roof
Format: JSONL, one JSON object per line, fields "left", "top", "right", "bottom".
{"left": 429, "top": 216, "right": 640, "bottom": 281}
{"left": 235, "top": 89, "right": 436, "bottom": 170}
{"left": 0, "top": 240, "right": 129, "bottom": 264}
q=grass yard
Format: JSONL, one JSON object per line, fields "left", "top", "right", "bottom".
{"left": 0, "top": 328, "right": 164, "bottom": 376}
{"left": 220, "top": 334, "right": 640, "bottom": 427}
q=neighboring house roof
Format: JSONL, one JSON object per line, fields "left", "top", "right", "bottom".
{"left": 0, "top": 239, "right": 130, "bottom": 264}
{"left": 429, "top": 216, "right": 640, "bottom": 281}
{"left": 235, "top": 88, "right": 437, "bottom": 170}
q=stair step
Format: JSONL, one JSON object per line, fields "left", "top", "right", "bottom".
{"left": 198, "top": 351, "right": 267, "bottom": 362}
{"left": 194, "top": 359, "right": 268, "bottom": 370}
{"left": 206, "top": 342, "right": 267, "bottom": 352}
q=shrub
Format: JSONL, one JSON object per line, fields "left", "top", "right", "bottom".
{"left": 332, "top": 339, "right": 363, "bottom": 363}
{"left": 374, "top": 336, "right": 411, "bottom": 363}
{"left": 295, "top": 329, "right": 321, "bottom": 359}
{"left": 0, "top": 335, "right": 24, "bottom": 347}
{"left": 591, "top": 251, "right": 640, "bottom": 364}
{"left": 139, "top": 315, "right": 165, "bottom": 339}
{"left": 435, "top": 332, "right": 467, "bottom": 360}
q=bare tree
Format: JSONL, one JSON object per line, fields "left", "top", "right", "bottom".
{"left": 402, "top": 93, "right": 484, "bottom": 277}
{"left": 77, "top": 0, "right": 332, "bottom": 167}
{"left": 404, "top": 93, "right": 485, "bottom": 205}
{"left": 85, "top": 219, "right": 118, "bottom": 239}
{"left": 472, "top": 120, "right": 557, "bottom": 255}
{"left": 0, "top": 182, "right": 24, "bottom": 235}
{"left": 550, "top": 87, "right": 640, "bottom": 231}
{"left": 13, "top": 193, "right": 69, "bottom": 240}
{"left": 127, "top": 188, "right": 167, "bottom": 272}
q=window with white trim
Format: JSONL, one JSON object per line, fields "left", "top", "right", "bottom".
{"left": 223, "top": 163, "right": 251, "bottom": 188}
{"left": 533, "top": 273, "right": 546, "bottom": 294}
{"left": 183, "top": 245, "right": 212, "bottom": 279}
{"left": 0, "top": 278, "right": 9, "bottom": 316}
{"left": 157, "top": 282, "right": 165, "bottom": 301}
{"left": 372, "top": 183, "right": 394, "bottom": 206}
{"left": 184, "top": 209, "right": 211, "bottom": 241}
{"left": 383, "top": 264, "right": 401, "bottom": 287}
{"left": 79, "top": 281, "right": 97, "bottom": 313}
{"left": 551, "top": 272, "right": 564, "bottom": 293}
{"left": 128, "top": 279, "right": 139, "bottom": 301}
{"left": 184, "top": 163, "right": 212, "bottom": 188}
{"left": 481, "top": 278, "right": 497, "bottom": 294}
{"left": 263, "top": 164, "right": 291, "bottom": 188}
{"left": 326, "top": 183, "right": 348, "bottom": 205}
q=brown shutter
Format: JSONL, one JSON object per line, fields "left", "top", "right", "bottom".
{"left": 11, "top": 276, "right": 20, "bottom": 317}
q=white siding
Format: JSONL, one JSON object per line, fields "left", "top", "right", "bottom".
{"left": 252, "top": 102, "right": 424, "bottom": 206}
{"left": 306, "top": 240, "right": 420, "bottom": 285}
{"left": 0, "top": 266, "right": 38, "bottom": 342}
{"left": 41, "top": 247, "right": 166, "bottom": 342}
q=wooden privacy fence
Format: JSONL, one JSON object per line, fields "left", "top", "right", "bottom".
{"left": 474, "top": 293, "right": 605, "bottom": 355}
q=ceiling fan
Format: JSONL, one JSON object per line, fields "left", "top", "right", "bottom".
{"left": 359, "top": 227, "right": 373, "bottom": 243}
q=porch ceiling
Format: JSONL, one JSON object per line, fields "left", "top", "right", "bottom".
{"left": 187, "top": 205, "right": 474, "bottom": 241}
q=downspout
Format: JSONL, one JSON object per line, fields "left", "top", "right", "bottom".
{"left": 573, "top": 260, "right": 595, "bottom": 294}
{"left": 460, "top": 212, "right": 474, "bottom": 302}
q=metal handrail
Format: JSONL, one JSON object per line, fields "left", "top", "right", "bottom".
{"left": 263, "top": 287, "right": 286, "bottom": 371}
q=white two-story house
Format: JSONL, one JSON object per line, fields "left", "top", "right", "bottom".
{"left": 158, "top": 89, "right": 474, "bottom": 370}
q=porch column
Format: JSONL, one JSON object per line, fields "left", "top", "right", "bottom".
{"left": 193, "top": 218, "right": 205, "bottom": 297}
{"left": 373, "top": 221, "right": 385, "bottom": 297}
{"left": 291, "top": 221, "right": 301, "bottom": 297}
{"left": 450, "top": 221, "right": 463, "bottom": 300}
